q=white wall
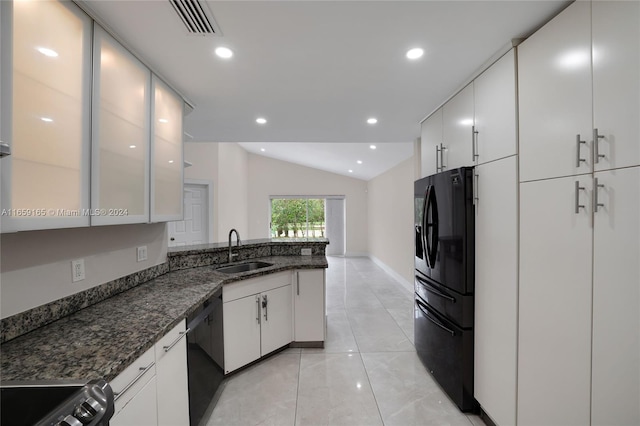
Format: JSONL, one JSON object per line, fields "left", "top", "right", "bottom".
{"left": 247, "top": 153, "right": 369, "bottom": 255}
{"left": 0, "top": 223, "right": 167, "bottom": 318}
{"left": 367, "top": 157, "right": 414, "bottom": 286}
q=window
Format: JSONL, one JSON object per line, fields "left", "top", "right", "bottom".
{"left": 270, "top": 198, "right": 325, "bottom": 239}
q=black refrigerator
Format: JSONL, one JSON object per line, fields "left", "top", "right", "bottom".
{"left": 414, "top": 166, "right": 477, "bottom": 412}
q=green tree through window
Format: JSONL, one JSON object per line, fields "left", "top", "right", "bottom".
{"left": 271, "top": 198, "right": 325, "bottom": 238}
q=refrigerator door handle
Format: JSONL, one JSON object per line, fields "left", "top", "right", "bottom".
{"left": 416, "top": 276, "right": 455, "bottom": 303}
{"left": 417, "top": 301, "right": 455, "bottom": 337}
{"left": 423, "top": 185, "right": 439, "bottom": 268}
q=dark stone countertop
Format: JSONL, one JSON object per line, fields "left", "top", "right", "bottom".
{"left": 167, "top": 238, "right": 329, "bottom": 256}
{"left": 0, "top": 255, "right": 327, "bottom": 383}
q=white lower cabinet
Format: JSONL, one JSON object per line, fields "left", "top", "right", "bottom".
{"left": 111, "top": 321, "right": 189, "bottom": 426}
{"left": 110, "top": 347, "right": 158, "bottom": 426}
{"left": 223, "top": 272, "right": 293, "bottom": 374}
{"left": 591, "top": 166, "right": 640, "bottom": 425}
{"left": 473, "top": 156, "right": 517, "bottom": 426}
{"left": 518, "top": 175, "right": 593, "bottom": 426}
{"left": 155, "top": 321, "right": 189, "bottom": 426}
{"left": 294, "top": 269, "right": 326, "bottom": 344}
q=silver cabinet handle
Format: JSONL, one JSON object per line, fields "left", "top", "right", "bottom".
{"left": 256, "top": 295, "right": 261, "bottom": 324}
{"left": 473, "top": 172, "right": 479, "bottom": 206}
{"left": 296, "top": 271, "right": 300, "bottom": 296}
{"left": 593, "top": 128, "right": 605, "bottom": 164}
{"left": 439, "top": 143, "right": 446, "bottom": 171}
{"left": 472, "top": 126, "right": 479, "bottom": 162}
{"left": 113, "top": 361, "right": 155, "bottom": 401}
{"left": 574, "top": 180, "right": 586, "bottom": 214}
{"left": 594, "top": 177, "right": 605, "bottom": 212}
{"left": 163, "top": 329, "right": 190, "bottom": 353}
{"left": 262, "top": 295, "right": 268, "bottom": 321}
{"left": 576, "top": 134, "right": 587, "bottom": 167}
{"left": 435, "top": 145, "right": 441, "bottom": 172}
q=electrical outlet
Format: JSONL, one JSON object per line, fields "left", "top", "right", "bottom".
{"left": 301, "top": 248, "right": 312, "bottom": 256}
{"left": 137, "top": 246, "right": 148, "bottom": 262}
{"left": 71, "top": 259, "right": 85, "bottom": 283}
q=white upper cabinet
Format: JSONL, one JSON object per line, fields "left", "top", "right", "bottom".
{"left": 518, "top": 1, "right": 592, "bottom": 182}
{"left": 420, "top": 108, "right": 443, "bottom": 178}
{"left": 1, "top": 0, "right": 92, "bottom": 232}
{"left": 473, "top": 49, "right": 517, "bottom": 164}
{"left": 442, "top": 83, "right": 474, "bottom": 170}
{"left": 592, "top": 1, "right": 640, "bottom": 171}
{"left": 151, "top": 76, "right": 184, "bottom": 222}
{"left": 91, "top": 25, "right": 151, "bottom": 226}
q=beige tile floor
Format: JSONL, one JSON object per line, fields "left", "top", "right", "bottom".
{"left": 206, "top": 256, "right": 485, "bottom": 426}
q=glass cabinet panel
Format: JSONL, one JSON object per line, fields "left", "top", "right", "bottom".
{"left": 151, "top": 76, "right": 183, "bottom": 221}
{"left": 91, "top": 25, "right": 150, "bottom": 225}
{"left": 1, "top": 0, "right": 91, "bottom": 232}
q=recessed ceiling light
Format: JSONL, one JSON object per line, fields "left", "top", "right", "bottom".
{"left": 370, "top": 145, "right": 377, "bottom": 150}
{"left": 168, "top": 160, "right": 174, "bottom": 163}
{"left": 260, "top": 148, "right": 266, "bottom": 152}
{"left": 37, "top": 47, "right": 58, "bottom": 57}
{"left": 215, "top": 47, "right": 233, "bottom": 59}
{"left": 129, "top": 145, "right": 136, "bottom": 149}
{"left": 40, "top": 117, "right": 53, "bottom": 122}
{"left": 256, "top": 117, "right": 267, "bottom": 124}
{"left": 348, "top": 169, "right": 353, "bottom": 173}
{"left": 357, "top": 160, "right": 363, "bottom": 164}
{"left": 158, "top": 118, "right": 169, "bottom": 123}
{"left": 367, "top": 118, "right": 378, "bottom": 124}
{"left": 406, "top": 48, "right": 424, "bottom": 60}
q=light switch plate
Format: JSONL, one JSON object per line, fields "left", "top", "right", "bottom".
{"left": 137, "top": 246, "right": 148, "bottom": 262}
{"left": 301, "top": 248, "right": 312, "bottom": 256}
{"left": 72, "top": 259, "right": 85, "bottom": 283}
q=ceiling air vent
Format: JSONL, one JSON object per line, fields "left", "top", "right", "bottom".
{"left": 170, "top": 0, "right": 221, "bottom": 35}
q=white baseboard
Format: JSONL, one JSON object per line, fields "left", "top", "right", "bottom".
{"left": 368, "top": 255, "right": 413, "bottom": 295}
{"left": 343, "top": 251, "right": 369, "bottom": 257}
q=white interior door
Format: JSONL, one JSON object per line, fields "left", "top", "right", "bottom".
{"left": 325, "top": 198, "right": 345, "bottom": 256}
{"left": 168, "top": 183, "right": 208, "bottom": 247}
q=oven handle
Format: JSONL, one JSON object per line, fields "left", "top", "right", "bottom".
{"left": 416, "top": 301, "right": 455, "bottom": 337}
{"left": 113, "top": 361, "right": 155, "bottom": 402}
{"left": 415, "top": 276, "right": 455, "bottom": 303}
{"left": 163, "top": 329, "right": 190, "bottom": 353}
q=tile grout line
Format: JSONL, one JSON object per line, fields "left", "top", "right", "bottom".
{"left": 358, "top": 351, "right": 387, "bottom": 426}
{"left": 293, "top": 349, "right": 302, "bottom": 426}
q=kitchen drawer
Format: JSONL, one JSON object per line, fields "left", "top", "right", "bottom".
{"left": 223, "top": 271, "right": 292, "bottom": 303}
{"left": 111, "top": 346, "right": 156, "bottom": 414}
{"left": 154, "top": 321, "right": 187, "bottom": 363}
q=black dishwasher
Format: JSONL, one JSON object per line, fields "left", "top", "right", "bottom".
{"left": 186, "top": 288, "right": 224, "bottom": 426}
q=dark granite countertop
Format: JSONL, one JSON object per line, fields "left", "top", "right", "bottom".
{"left": 0, "top": 255, "right": 327, "bottom": 383}
{"left": 167, "top": 238, "right": 329, "bottom": 256}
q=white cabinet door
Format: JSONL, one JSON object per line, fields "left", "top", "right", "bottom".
{"left": 151, "top": 76, "right": 183, "bottom": 222}
{"left": 223, "top": 294, "right": 261, "bottom": 374}
{"left": 91, "top": 25, "right": 151, "bottom": 226}
{"left": 592, "top": 1, "right": 640, "bottom": 171}
{"left": 294, "top": 269, "right": 325, "bottom": 343}
{"left": 155, "top": 321, "right": 189, "bottom": 426}
{"left": 518, "top": 176, "right": 592, "bottom": 426}
{"left": 0, "top": 0, "right": 92, "bottom": 232}
{"left": 473, "top": 157, "right": 517, "bottom": 426}
{"left": 518, "top": 1, "right": 592, "bottom": 182}
{"left": 261, "top": 284, "right": 292, "bottom": 355}
{"left": 110, "top": 376, "right": 158, "bottom": 426}
{"left": 591, "top": 166, "right": 640, "bottom": 425}
{"left": 442, "top": 83, "right": 474, "bottom": 170}
{"left": 420, "top": 108, "right": 443, "bottom": 178}
{"left": 473, "top": 49, "right": 517, "bottom": 165}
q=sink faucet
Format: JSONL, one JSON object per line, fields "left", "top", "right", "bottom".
{"left": 228, "top": 229, "right": 241, "bottom": 262}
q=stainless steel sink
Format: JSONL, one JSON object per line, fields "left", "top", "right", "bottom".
{"left": 216, "top": 261, "right": 273, "bottom": 274}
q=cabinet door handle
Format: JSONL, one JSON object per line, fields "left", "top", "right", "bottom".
{"left": 262, "top": 295, "right": 268, "bottom": 321}
{"left": 574, "top": 180, "right": 586, "bottom": 214}
{"left": 435, "top": 145, "right": 440, "bottom": 172}
{"left": 440, "top": 144, "right": 446, "bottom": 171}
{"left": 256, "top": 295, "right": 261, "bottom": 324}
{"left": 163, "top": 329, "right": 190, "bottom": 353}
{"left": 594, "top": 178, "right": 605, "bottom": 212}
{"left": 113, "top": 361, "right": 155, "bottom": 401}
{"left": 575, "top": 134, "right": 587, "bottom": 167}
{"left": 472, "top": 126, "right": 479, "bottom": 162}
{"left": 473, "top": 172, "right": 479, "bottom": 206}
{"left": 593, "top": 128, "right": 605, "bottom": 164}
{"left": 296, "top": 271, "right": 300, "bottom": 295}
